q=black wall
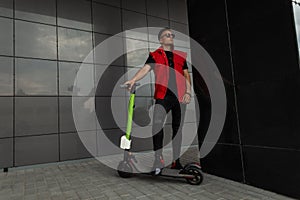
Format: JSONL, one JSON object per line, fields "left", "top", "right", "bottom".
{"left": 187, "top": 0, "right": 300, "bottom": 198}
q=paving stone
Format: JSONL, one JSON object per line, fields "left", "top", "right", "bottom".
{"left": 0, "top": 157, "right": 296, "bottom": 200}
{"left": 24, "top": 194, "right": 38, "bottom": 200}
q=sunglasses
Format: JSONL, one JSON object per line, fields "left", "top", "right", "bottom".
{"left": 161, "top": 33, "right": 175, "bottom": 39}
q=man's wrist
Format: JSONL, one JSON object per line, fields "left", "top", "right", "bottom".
{"left": 185, "top": 91, "right": 191, "bottom": 96}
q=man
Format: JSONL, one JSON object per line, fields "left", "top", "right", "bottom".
{"left": 123, "top": 27, "right": 192, "bottom": 175}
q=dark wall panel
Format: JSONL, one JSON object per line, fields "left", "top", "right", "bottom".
{"left": 200, "top": 143, "right": 244, "bottom": 182}
{"left": 187, "top": 0, "right": 242, "bottom": 176}
{"left": 227, "top": 0, "right": 299, "bottom": 85}
{"left": 243, "top": 146, "right": 300, "bottom": 198}
{"left": 188, "top": 0, "right": 300, "bottom": 198}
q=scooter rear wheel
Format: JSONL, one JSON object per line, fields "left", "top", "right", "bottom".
{"left": 185, "top": 166, "right": 203, "bottom": 185}
{"left": 117, "top": 161, "right": 133, "bottom": 178}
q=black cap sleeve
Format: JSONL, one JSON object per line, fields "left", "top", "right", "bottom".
{"left": 183, "top": 60, "right": 188, "bottom": 70}
{"left": 145, "top": 54, "right": 155, "bottom": 70}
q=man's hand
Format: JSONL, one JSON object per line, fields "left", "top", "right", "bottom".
{"left": 182, "top": 93, "right": 191, "bottom": 104}
{"left": 123, "top": 79, "right": 136, "bottom": 91}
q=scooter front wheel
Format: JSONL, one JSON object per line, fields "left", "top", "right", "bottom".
{"left": 117, "top": 161, "right": 133, "bottom": 178}
{"left": 184, "top": 166, "right": 203, "bottom": 185}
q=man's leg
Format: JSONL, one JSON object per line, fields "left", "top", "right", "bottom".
{"left": 171, "top": 100, "right": 187, "bottom": 169}
{"left": 152, "top": 99, "right": 169, "bottom": 154}
{"left": 151, "top": 99, "right": 170, "bottom": 174}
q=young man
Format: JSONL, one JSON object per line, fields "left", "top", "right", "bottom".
{"left": 123, "top": 27, "right": 192, "bottom": 175}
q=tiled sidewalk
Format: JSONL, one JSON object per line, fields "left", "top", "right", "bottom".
{"left": 0, "top": 156, "right": 295, "bottom": 200}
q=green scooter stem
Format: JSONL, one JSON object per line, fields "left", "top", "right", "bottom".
{"left": 125, "top": 93, "right": 135, "bottom": 140}
{"left": 119, "top": 82, "right": 140, "bottom": 149}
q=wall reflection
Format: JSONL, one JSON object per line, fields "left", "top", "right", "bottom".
{"left": 15, "top": 0, "right": 56, "bottom": 25}
{"left": 0, "top": 57, "right": 13, "bottom": 95}
{"left": 58, "top": 27, "right": 93, "bottom": 62}
{"left": 15, "top": 58, "right": 57, "bottom": 96}
{"left": 15, "top": 20, "right": 57, "bottom": 59}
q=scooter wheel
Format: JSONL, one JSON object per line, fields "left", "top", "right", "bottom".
{"left": 185, "top": 166, "right": 203, "bottom": 185}
{"left": 117, "top": 161, "right": 133, "bottom": 178}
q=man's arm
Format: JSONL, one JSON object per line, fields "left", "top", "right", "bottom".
{"left": 123, "top": 64, "right": 151, "bottom": 90}
{"left": 183, "top": 69, "right": 191, "bottom": 93}
{"left": 182, "top": 69, "right": 192, "bottom": 104}
{"left": 133, "top": 64, "right": 152, "bottom": 81}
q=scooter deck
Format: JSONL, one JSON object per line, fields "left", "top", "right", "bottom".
{"left": 127, "top": 159, "right": 195, "bottom": 179}
{"left": 140, "top": 168, "right": 194, "bottom": 179}
{"left": 159, "top": 168, "right": 194, "bottom": 178}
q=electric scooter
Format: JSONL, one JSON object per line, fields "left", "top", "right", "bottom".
{"left": 117, "top": 83, "right": 203, "bottom": 185}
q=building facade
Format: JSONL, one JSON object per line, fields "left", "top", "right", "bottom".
{"left": 1, "top": 0, "right": 300, "bottom": 199}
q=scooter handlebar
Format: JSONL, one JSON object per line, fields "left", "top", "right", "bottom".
{"left": 120, "top": 82, "right": 140, "bottom": 88}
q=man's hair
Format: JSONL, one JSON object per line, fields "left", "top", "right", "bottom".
{"left": 158, "top": 27, "right": 172, "bottom": 41}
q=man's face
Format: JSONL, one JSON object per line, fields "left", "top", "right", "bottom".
{"left": 159, "top": 30, "right": 174, "bottom": 45}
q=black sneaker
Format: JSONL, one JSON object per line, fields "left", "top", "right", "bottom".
{"left": 170, "top": 159, "right": 183, "bottom": 170}
{"left": 151, "top": 155, "right": 164, "bottom": 176}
